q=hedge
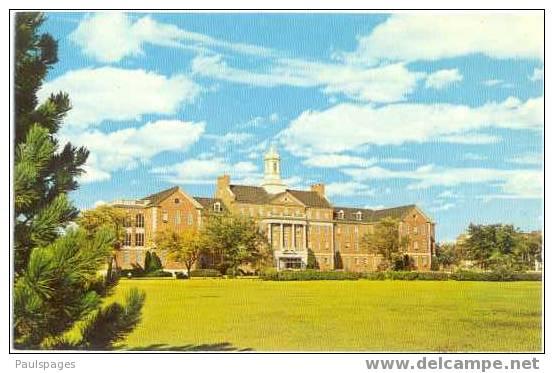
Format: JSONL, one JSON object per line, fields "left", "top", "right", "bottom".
{"left": 450, "top": 270, "right": 542, "bottom": 282}
{"left": 261, "top": 270, "right": 362, "bottom": 281}
{"left": 260, "top": 269, "right": 541, "bottom": 282}
{"left": 121, "top": 269, "right": 173, "bottom": 278}
{"left": 189, "top": 269, "right": 222, "bottom": 277}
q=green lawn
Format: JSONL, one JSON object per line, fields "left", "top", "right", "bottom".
{"left": 110, "top": 278, "right": 542, "bottom": 352}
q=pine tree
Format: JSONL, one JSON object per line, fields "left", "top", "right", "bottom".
{"left": 13, "top": 12, "right": 144, "bottom": 350}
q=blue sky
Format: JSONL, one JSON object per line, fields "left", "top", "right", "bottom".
{"left": 39, "top": 12, "right": 544, "bottom": 241}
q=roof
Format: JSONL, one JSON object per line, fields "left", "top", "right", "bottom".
{"left": 287, "top": 189, "right": 331, "bottom": 208}
{"left": 333, "top": 204, "right": 417, "bottom": 223}
{"left": 229, "top": 185, "right": 331, "bottom": 208}
{"left": 230, "top": 185, "right": 270, "bottom": 204}
{"left": 193, "top": 197, "right": 225, "bottom": 210}
{"left": 140, "top": 186, "right": 179, "bottom": 206}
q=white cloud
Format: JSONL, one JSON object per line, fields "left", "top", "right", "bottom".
{"left": 530, "top": 67, "right": 544, "bottom": 81}
{"left": 237, "top": 113, "right": 280, "bottom": 129}
{"left": 39, "top": 67, "right": 200, "bottom": 129}
{"left": 70, "top": 120, "right": 205, "bottom": 183}
{"left": 79, "top": 165, "right": 111, "bottom": 184}
{"left": 483, "top": 79, "right": 503, "bottom": 87}
{"left": 326, "top": 182, "right": 376, "bottom": 198}
{"left": 431, "top": 203, "right": 456, "bottom": 212}
{"left": 344, "top": 164, "right": 542, "bottom": 199}
{"left": 93, "top": 200, "right": 107, "bottom": 207}
{"left": 508, "top": 153, "right": 543, "bottom": 165}
{"left": 437, "top": 134, "right": 500, "bottom": 144}
{"left": 463, "top": 153, "right": 488, "bottom": 161}
{"left": 437, "top": 190, "right": 459, "bottom": 199}
{"left": 70, "top": 13, "right": 272, "bottom": 63}
{"left": 302, "top": 154, "right": 414, "bottom": 168}
{"left": 191, "top": 54, "right": 422, "bottom": 103}
{"left": 425, "top": 69, "right": 463, "bottom": 89}
{"left": 280, "top": 96, "right": 543, "bottom": 155}
{"left": 345, "top": 14, "right": 543, "bottom": 64}
{"left": 303, "top": 154, "right": 373, "bottom": 168}
{"left": 151, "top": 158, "right": 260, "bottom": 185}
{"left": 205, "top": 132, "right": 255, "bottom": 147}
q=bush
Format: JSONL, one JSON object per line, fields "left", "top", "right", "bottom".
{"left": 189, "top": 269, "right": 222, "bottom": 278}
{"left": 174, "top": 271, "right": 188, "bottom": 279}
{"left": 450, "top": 269, "right": 542, "bottom": 282}
{"left": 119, "top": 268, "right": 172, "bottom": 278}
{"left": 145, "top": 270, "right": 173, "bottom": 278}
{"left": 261, "top": 270, "right": 362, "bottom": 281}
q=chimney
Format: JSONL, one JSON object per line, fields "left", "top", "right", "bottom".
{"left": 216, "top": 175, "right": 231, "bottom": 199}
{"left": 311, "top": 183, "right": 325, "bottom": 197}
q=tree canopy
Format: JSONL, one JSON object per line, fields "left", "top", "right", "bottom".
{"left": 13, "top": 12, "right": 144, "bottom": 350}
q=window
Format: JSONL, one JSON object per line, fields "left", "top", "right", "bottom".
{"left": 123, "top": 216, "right": 132, "bottom": 227}
{"left": 135, "top": 233, "right": 144, "bottom": 247}
{"left": 188, "top": 213, "right": 193, "bottom": 225}
{"left": 136, "top": 251, "right": 143, "bottom": 265}
{"left": 413, "top": 226, "right": 419, "bottom": 235}
{"left": 174, "top": 198, "right": 180, "bottom": 204}
{"left": 338, "top": 210, "right": 344, "bottom": 219}
{"left": 356, "top": 211, "right": 362, "bottom": 221}
{"left": 124, "top": 233, "right": 132, "bottom": 247}
{"left": 413, "top": 241, "right": 419, "bottom": 251}
{"left": 324, "top": 257, "right": 329, "bottom": 264}
{"left": 214, "top": 202, "right": 221, "bottom": 212}
{"left": 135, "top": 214, "right": 144, "bottom": 228}
{"left": 162, "top": 211, "right": 168, "bottom": 223}
{"left": 124, "top": 250, "right": 130, "bottom": 264}
{"left": 175, "top": 210, "right": 181, "bottom": 225}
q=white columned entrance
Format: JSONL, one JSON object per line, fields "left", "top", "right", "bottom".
{"left": 280, "top": 223, "right": 284, "bottom": 250}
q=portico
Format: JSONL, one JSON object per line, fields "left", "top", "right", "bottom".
{"left": 265, "top": 220, "right": 308, "bottom": 270}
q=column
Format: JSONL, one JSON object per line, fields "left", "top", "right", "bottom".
{"left": 280, "top": 223, "right": 284, "bottom": 250}
{"left": 303, "top": 225, "right": 307, "bottom": 250}
{"left": 292, "top": 224, "right": 296, "bottom": 250}
{"left": 267, "top": 223, "right": 272, "bottom": 246}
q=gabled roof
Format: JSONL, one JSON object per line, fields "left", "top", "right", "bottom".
{"left": 229, "top": 184, "right": 331, "bottom": 208}
{"left": 230, "top": 185, "right": 270, "bottom": 204}
{"left": 333, "top": 204, "right": 418, "bottom": 223}
{"left": 140, "top": 186, "right": 179, "bottom": 206}
{"left": 139, "top": 186, "right": 203, "bottom": 209}
{"left": 193, "top": 197, "right": 225, "bottom": 210}
{"left": 287, "top": 189, "right": 331, "bottom": 208}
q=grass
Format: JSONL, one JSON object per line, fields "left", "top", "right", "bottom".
{"left": 110, "top": 278, "right": 542, "bottom": 352}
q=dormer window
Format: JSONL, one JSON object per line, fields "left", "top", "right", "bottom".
{"left": 356, "top": 211, "right": 362, "bottom": 221}
{"left": 174, "top": 198, "right": 180, "bottom": 204}
{"left": 214, "top": 202, "right": 221, "bottom": 212}
{"left": 338, "top": 210, "right": 344, "bottom": 220}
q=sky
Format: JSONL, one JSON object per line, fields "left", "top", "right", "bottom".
{"left": 38, "top": 12, "right": 544, "bottom": 242}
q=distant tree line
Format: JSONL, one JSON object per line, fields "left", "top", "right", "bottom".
{"left": 436, "top": 224, "right": 542, "bottom": 272}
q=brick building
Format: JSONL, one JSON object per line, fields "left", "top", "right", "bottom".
{"left": 111, "top": 145, "right": 435, "bottom": 272}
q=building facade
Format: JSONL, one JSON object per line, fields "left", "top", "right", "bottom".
{"left": 111, "top": 145, "right": 436, "bottom": 272}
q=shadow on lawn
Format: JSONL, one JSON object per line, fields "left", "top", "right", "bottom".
{"left": 123, "top": 342, "right": 254, "bottom": 352}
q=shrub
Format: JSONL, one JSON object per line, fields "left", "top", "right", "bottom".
{"left": 119, "top": 268, "right": 172, "bottom": 278}
{"left": 174, "top": 272, "right": 188, "bottom": 279}
{"left": 512, "top": 272, "right": 542, "bottom": 281}
{"left": 145, "top": 270, "right": 173, "bottom": 278}
{"left": 261, "top": 270, "right": 362, "bottom": 281}
{"left": 189, "top": 269, "right": 222, "bottom": 278}
{"left": 361, "top": 272, "right": 387, "bottom": 280}
{"left": 450, "top": 269, "right": 541, "bottom": 282}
